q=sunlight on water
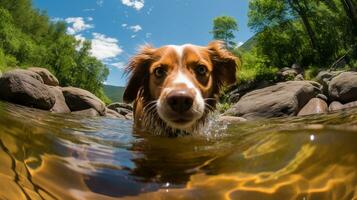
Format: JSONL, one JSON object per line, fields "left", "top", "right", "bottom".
{"left": 0, "top": 101, "right": 356, "bottom": 200}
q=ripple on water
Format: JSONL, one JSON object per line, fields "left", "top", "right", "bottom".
{"left": 0, "top": 101, "right": 356, "bottom": 199}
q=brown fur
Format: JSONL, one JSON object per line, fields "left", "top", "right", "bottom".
{"left": 123, "top": 41, "right": 238, "bottom": 136}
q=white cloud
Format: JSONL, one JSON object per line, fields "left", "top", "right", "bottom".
{"left": 121, "top": 23, "right": 128, "bottom": 27}
{"left": 65, "top": 17, "right": 94, "bottom": 35}
{"left": 96, "top": 0, "right": 104, "bottom": 7}
{"left": 90, "top": 33, "right": 123, "bottom": 60}
{"left": 87, "top": 17, "right": 93, "bottom": 21}
{"left": 121, "top": 0, "right": 144, "bottom": 10}
{"left": 129, "top": 25, "right": 142, "bottom": 32}
{"left": 109, "top": 62, "right": 126, "bottom": 69}
{"left": 131, "top": 35, "right": 136, "bottom": 38}
{"left": 238, "top": 41, "right": 244, "bottom": 47}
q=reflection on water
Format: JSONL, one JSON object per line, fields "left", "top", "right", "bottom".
{"left": 0, "top": 101, "right": 356, "bottom": 200}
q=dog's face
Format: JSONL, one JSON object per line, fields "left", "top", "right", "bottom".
{"left": 124, "top": 41, "right": 238, "bottom": 132}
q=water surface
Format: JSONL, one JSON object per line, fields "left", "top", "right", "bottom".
{"left": 0, "top": 101, "right": 356, "bottom": 200}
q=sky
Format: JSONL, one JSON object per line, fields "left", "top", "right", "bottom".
{"left": 33, "top": 0, "right": 254, "bottom": 86}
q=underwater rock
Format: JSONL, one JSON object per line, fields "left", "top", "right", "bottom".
{"left": 224, "top": 81, "right": 322, "bottom": 120}
{"left": 0, "top": 70, "right": 55, "bottom": 110}
{"left": 62, "top": 87, "right": 106, "bottom": 116}
{"left": 297, "top": 98, "right": 328, "bottom": 116}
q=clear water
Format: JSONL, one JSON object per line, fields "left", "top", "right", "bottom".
{"left": 0, "top": 101, "right": 356, "bottom": 200}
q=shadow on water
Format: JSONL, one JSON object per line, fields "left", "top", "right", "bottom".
{"left": 0, "top": 100, "right": 356, "bottom": 199}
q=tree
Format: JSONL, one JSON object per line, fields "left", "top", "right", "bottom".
{"left": 211, "top": 16, "right": 239, "bottom": 48}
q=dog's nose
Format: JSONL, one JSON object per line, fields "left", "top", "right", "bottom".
{"left": 167, "top": 90, "right": 194, "bottom": 113}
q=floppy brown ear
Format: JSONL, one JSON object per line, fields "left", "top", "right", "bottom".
{"left": 208, "top": 40, "right": 239, "bottom": 86}
{"left": 123, "top": 45, "right": 155, "bottom": 103}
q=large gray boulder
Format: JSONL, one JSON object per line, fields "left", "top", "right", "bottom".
{"left": 48, "top": 86, "right": 70, "bottom": 113}
{"left": 0, "top": 70, "right": 55, "bottom": 110}
{"left": 28, "top": 67, "right": 59, "bottom": 86}
{"left": 328, "top": 72, "right": 357, "bottom": 103}
{"left": 11, "top": 69, "right": 44, "bottom": 83}
{"left": 224, "top": 81, "right": 322, "bottom": 120}
{"left": 62, "top": 87, "right": 106, "bottom": 115}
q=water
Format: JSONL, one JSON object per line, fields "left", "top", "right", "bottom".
{"left": 0, "top": 101, "right": 356, "bottom": 200}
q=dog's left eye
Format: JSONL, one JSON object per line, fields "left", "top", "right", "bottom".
{"left": 195, "top": 65, "right": 207, "bottom": 76}
{"left": 154, "top": 67, "right": 167, "bottom": 78}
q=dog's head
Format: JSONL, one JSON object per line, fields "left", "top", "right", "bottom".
{"left": 124, "top": 41, "right": 238, "bottom": 133}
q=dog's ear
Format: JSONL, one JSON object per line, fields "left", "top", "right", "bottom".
{"left": 208, "top": 40, "right": 239, "bottom": 87}
{"left": 123, "top": 45, "right": 155, "bottom": 103}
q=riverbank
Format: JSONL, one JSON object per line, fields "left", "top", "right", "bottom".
{"left": 0, "top": 67, "right": 356, "bottom": 123}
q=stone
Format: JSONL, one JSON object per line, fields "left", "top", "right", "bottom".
{"left": 105, "top": 108, "right": 126, "bottom": 119}
{"left": 62, "top": 87, "right": 106, "bottom": 115}
{"left": 107, "top": 102, "right": 133, "bottom": 111}
{"left": 224, "top": 81, "right": 322, "bottom": 120}
{"left": 72, "top": 108, "right": 100, "bottom": 117}
{"left": 316, "top": 93, "right": 328, "bottom": 102}
{"left": 294, "top": 74, "right": 304, "bottom": 81}
{"left": 315, "top": 70, "right": 343, "bottom": 95}
{"left": 116, "top": 107, "right": 132, "bottom": 116}
{"left": 328, "top": 72, "right": 357, "bottom": 103}
{"left": 297, "top": 98, "right": 328, "bottom": 116}
{"left": 48, "top": 86, "right": 70, "bottom": 113}
{"left": 0, "top": 70, "right": 55, "bottom": 110}
{"left": 343, "top": 101, "right": 357, "bottom": 109}
{"left": 12, "top": 69, "right": 44, "bottom": 83}
{"left": 28, "top": 67, "right": 59, "bottom": 86}
{"left": 217, "top": 116, "right": 247, "bottom": 123}
{"left": 329, "top": 101, "right": 344, "bottom": 112}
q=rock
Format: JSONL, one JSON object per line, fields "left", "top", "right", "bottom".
{"left": 343, "top": 101, "right": 357, "bottom": 109}
{"left": 297, "top": 98, "right": 328, "bottom": 116}
{"left": 0, "top": 70, "right": 55, "bottom": 110}
{"left": 316, "top": 93, "right": 328, "bottom": 102}
{"left": 107, "top": 102, "right": 133, "bottom": 111}
{"left": 48, "top": 86, "right": 70, "bottom": 113}
{"left": 62, "top": 87, "right": 106, "bottom": 115}
{"left": 294, "top": 74, "right": 304, "bottom": 81}
{"left": 115, "top": 108, "right": 132, "bottom": 116}
{"left": 12, "top": 69, "right": 44, "bottom": 83}
{"left": 28, "top": 67, "right": 59, "bottom": 86}
{"left": 125, "top": 112, "right": 133, "bottom": 120}
{"left": 224, "top": 81, "right": 322, "bottom": 120}
{"left": 105, "top": 108, "right": 126, "bottom": 119}
{"left": 328, "top": 72, "right": 357, "bottom": 103}
{"left": 217, "top": 116, "right": 247, "bottom": 123}
{"left": 276, "top": 66, "right": 300, "bottom": 81}
{"left": 329, "top": 101, "right": 344, "bottom": 112}
{"left": 315, "top": 70, "right": 343, "bottom": 95}
{"left": 72, "top": 108, "right": 100, "bottom": 117}
{"left": 227, "top": 80, "right": 272, "bottom": 104}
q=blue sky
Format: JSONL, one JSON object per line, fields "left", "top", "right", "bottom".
{"left": 33, "top": 0, "right": 254, "bottom": 86}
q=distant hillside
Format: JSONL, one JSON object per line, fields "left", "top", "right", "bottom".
{"left": 239, "top": 34, "right": 258, "bottom": 52}
{"left": 103, "top": 85, "right": 125, "bottom": 102}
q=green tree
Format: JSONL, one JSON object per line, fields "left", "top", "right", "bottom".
{"left": 211, "top": 16, "right": 239, "bottom": 48}
{"left": 0, "top": 0, "right": 111, "bottom": 103}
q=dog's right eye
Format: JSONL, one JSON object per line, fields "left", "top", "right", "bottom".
{"left": 154, "top": 67, "right": 167, "bottom": 78}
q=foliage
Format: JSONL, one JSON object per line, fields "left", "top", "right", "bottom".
{"left": 211, "top": 16, "right": 239, "bottom": 49}
{"left": 0, "top": 1, "right": 110, "bottom": 103}
{"left": 248, "top": 0, "right": 357, "bottom": 68}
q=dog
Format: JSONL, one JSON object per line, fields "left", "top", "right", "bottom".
{"left": 123, "top": 41, "right": 238, "bottom": 136}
